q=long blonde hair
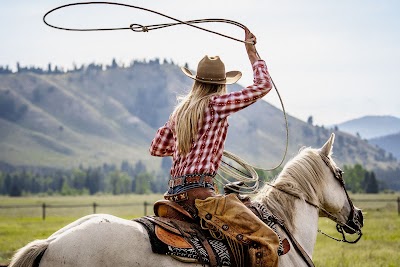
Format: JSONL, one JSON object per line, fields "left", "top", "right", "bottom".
{"left": 172, "top": 81, "right": 227, "bottom": 154}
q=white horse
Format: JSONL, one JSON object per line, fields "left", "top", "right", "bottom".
{"left": 9, "top": 133, "right": 363, "bottom": 267}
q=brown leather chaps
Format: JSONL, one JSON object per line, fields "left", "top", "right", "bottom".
{"left": 195, "top": 194, "right": 279, "bottom": 267}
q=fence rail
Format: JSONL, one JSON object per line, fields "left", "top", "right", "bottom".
{"left": 353, "top": 197, "right": 400, "bottom": 215}
{"left": 0, "top": 197, "right": 399, "bottom": 220}
{"left": 0, "top": 201, "right": 151, "bottom": 220}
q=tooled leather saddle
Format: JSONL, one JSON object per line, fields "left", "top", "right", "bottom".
{"left": 134, "top": 194, "right": 290, "bottom": 267}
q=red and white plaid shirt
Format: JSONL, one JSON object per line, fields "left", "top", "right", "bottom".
{"left": 149, "top": 60, "right": 272, "bottom": 177}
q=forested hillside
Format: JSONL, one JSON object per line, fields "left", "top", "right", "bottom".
{"left": 369, "top": 132, "right": 400, "bottom": 160}
{"left": 0, "top": 59, "right": 399, "bottom": 192}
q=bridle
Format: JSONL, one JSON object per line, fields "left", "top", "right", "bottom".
{"left": 258, "top": 153, "right": 363, "bottom": 267}
{"left": 318, "top": 154, "right": 363, "bottom": 244}
{"left": 263, "top": 153, "right": 363, "bottom": 244}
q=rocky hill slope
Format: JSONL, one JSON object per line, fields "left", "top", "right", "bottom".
{"left": 0, "top": 60, "right": 398, "bottom": 174}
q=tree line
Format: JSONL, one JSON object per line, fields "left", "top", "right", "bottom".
{"left": 0, "top": 58, "right": 183, "bottom": 75}
{"left": 343, "top": 164, "right": 379, "bottom": 193}
{"left": 0, "top": 159, "right": 172, "bottom": 197}
{"left": 0, "top": 160, "right": 383, "bottom": 196}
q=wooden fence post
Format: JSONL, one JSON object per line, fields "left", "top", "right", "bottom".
{"left": 42, "top": 203, "right": 46, "bottom": 221}
{"left": 397, "top": 197, "right": 400, "bottom": 216}
{"left": 144, "top": 201, "right": 148, "bottom": 216}
{"left": 93, "top": 202, "right": 97, "bottom": 214}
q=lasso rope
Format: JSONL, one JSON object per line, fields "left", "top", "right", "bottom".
{"left": 43, "top": 1, "right": 289, "bottom": 193}
{"left": 43, "top": 2, "right": 252, "bottom": 44}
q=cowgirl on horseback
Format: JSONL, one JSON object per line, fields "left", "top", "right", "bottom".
{"left": 150, "top": 28, "right": 279, "bottom": 267}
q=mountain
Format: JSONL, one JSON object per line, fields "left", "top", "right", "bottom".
{"left": 369, "top": 132, "right": 400, "bottom": 160}
{"left": 0, "top": 60, "right": 398, "bottom": 177}
{"left": 334, "top": 115, "right": 400, "bottom": 139}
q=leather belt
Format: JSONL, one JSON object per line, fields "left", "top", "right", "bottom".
{"left": 168, "top": 174, "right": 215, "bottom": 188}
{"left": 164, "top": 192, "right": 189, "bottom": 202}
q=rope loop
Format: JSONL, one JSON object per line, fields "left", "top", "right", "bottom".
{"left": 43, "top": 1, "right": 290, "bottom": 193}
{"left": 129, "top": 24, "right": 147, "bottom": 32}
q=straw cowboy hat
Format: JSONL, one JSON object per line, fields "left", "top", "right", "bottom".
{"left": 181, "top": 55, "right": 242, "bottom": 85}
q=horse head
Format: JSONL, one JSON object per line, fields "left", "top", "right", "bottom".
{"left": 256, "top": 133, "right": 363, "bottom": 243}
{"left": 318, "top": 133, "right": 364, "bottom": 239}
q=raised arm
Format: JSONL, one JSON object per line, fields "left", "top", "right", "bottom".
{"left": 210, "top": 29, "right": 272, "bottom": 118}
{"left": 245, "top": 27, "right": 260, "bottom": 65}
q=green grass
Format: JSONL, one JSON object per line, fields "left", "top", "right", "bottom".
{"left": 0, "top": 194, "right": 163, "bottom": 263}
{"left": 0, "top": 194, "right": 399, "bottom": 266}
{"left": 313, "top": 210, "right": 399, "bottom": 266}
{"left": 313, "top": 194, "right": 400, "bottom": 266}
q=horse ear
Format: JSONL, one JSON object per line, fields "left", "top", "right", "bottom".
{"left": 320, "top": 133, "right": 335, "bottom": 156}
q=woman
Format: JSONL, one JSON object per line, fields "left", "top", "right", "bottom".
{"left": 150, "top": 29, "right": 279, "bottom": 267}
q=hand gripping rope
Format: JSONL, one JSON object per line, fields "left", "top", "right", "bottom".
{"left": 43, "top": 1, "right": 289, "bottom": 193}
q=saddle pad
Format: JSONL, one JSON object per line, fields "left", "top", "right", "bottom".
{"left": 135, "top": 216, "right": 231, "bottom": 266}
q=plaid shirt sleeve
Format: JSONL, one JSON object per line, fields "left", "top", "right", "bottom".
{"left": 149, "top": 121, "right": 175, "bottom": 157}
{"left": 210, "top": 60, "right": 272, "bottom": 118}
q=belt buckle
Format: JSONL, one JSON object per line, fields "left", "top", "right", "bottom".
{"left": 169, "top": 178, "right": 176, "bottom": 188}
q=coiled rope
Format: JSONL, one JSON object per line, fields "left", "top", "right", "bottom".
{"left": 43, "top": 1, "right": 289, "bottom": 193}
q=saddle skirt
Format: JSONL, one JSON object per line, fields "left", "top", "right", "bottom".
{"left": 135, "top": 216, "right": 232, "bottom": 266}
{"left": 135, "top": 200, "right": 290, "bottom": 267}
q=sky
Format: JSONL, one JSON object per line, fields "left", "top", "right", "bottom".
{"left": 1, "top": 0, "right": 399, "bottom": 126}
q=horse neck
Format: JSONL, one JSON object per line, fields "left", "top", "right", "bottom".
{"left": 290, "top": 198, "right": 319, "bottom": 257}
{"left": 254, "top": 181, "right": 321, "bottom": 258}
{"left": 255, "top": 149, "right": 326, "bottom": 258}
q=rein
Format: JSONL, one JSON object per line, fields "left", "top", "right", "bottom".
{"left": 263, "top": 153, "right": 362, "bottom": 242}
{"left": 318, "top": 154, "right": 363, "bottom": 243}
{"left": 254, "top": 153, "right": 363, "bottom": 267}
{"left": 266, "top": 181, "right": 362, "bottom": 243}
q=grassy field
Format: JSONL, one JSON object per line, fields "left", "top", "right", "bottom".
{"left": 0, "top": 194, "right": 164, "bottom": 264}
{"left": 313, "top": 194, "right": 400, "bottom": 267}
{"left": 0, "top": 193, "right": 399, "bottom": 266}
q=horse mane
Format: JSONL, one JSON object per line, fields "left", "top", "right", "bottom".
{"left": 254, "top": 147, "right": 328, "bottom": 232}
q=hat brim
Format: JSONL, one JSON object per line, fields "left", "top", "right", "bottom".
{"left": 181, "top": 67, "right": 242, "bottom": 85}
